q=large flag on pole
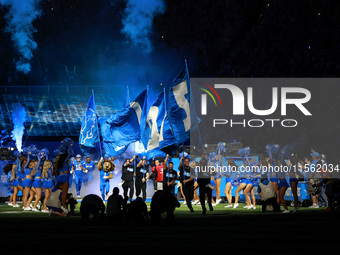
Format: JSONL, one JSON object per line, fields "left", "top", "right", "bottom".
{"left": 159, "top": 89, "right": 178, "bottom": 155}
{"left": 168, "top": 60, "right": 198, "bottom": 144}
{"left": 141, "top": 90, "right": 177, "bottom": 159}
{"left": 100, "top": 89, "right": 147, "bottom": 157}
{"left": 141, "top": 92, "right": 166, "bottom": 159}
{"left": 79, "top": 94, "right": 99, "bottom": 153}
{"left": 102, "top": 86, "right": 132, "bottom": 157}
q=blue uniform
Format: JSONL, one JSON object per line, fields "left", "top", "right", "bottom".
{"left": 82, "top": 161, "right": 95, "bottom": 185}
{"left": 239, "top": 165, "right": 251, "bottom": 185}
{"left": 21, "top": 168, "right": 33, "bottom": 188}
{"left": 32, "top": 168, "right": 43, "bottom": 188}
{"left": 100, "top": 170, "right": 111, "bottom": 200}
{"left": 7, "top": 170, "right": 14, "bottom": 194}
{"left": 13, "top": 167, "right": 21, "bottom": 187}
{"left": 73, "top": 161, "right": 84, "bottom": 195}
{"left": 289, "top": 164, "right": 298, "bottom": 183}
{"left": 43, "top": 168, "right": 54, "bottom": 189}
{"left": 278, "top": 170, "right": 289, "bottom": 189}
{"left": 212, "top": 160, "right": 223, "bottom": 179}
{"left": 57, "top": 164, "right": 69, "bottom": 185}
{"left": 269, "top": 165, "right": 278, "bottom": 183}
{"left": 225, "top": 165, "right": 235, "bottom": 183}
{"left": 250, "top": 165, "right": 261, "bottom": 186}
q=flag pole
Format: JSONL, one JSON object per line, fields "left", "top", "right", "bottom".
{"left": 133, "top": 142, "right": 136, "bottom": 175}
{"left": 164, "top": 87, "right": 170, "bottom": 184}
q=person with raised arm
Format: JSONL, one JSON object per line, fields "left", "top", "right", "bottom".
{"left": 179, "top": 156, "right": 195, "bottom": 212}
{"left": 121, "top": 156, "right": 135, "bottom": 201}
{"left": 135, "top": 156, "right": 149, "bottom": 201}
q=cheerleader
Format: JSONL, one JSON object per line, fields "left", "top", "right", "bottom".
{"left": 3, "top": 163, "right": 14, "bottom": 206}
{"left": 233, "top": 162, "right": 248, "bottom": 208}
{"left": 209, "top": 153, "right": 223, "bottom": 205}
{"left": 287, "top": 157, "right": 300, "bottom": 213}
{"left": 278, "top": 160, "right": 290, "bottom": 213}
{"left": 191, "top": 161, "right": 200, "bottom": 205}
{"left": 224, "top": 159, "right": 237, "bottom": 208}
{"left": 268, "top": 158, "right": 279, "bottom": 204}
{"left": 41, "top": 159, "right": 53, "bottom": 213}
{"left": 30, "top": 154, "right": 44, "bottom": 211}
{"left": 243, "top": 159, "right": 258, "bottom": 209}
{"left": 12, "top": 157, "right": 24, "bottom": 207}
{"left": 53, "top": 152, "right": 71, "bottom": 211}
{"left": 21, "top": 154, "right": 35, "bottom": 210}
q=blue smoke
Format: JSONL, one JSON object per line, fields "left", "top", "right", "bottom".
{"left": 11, "top": 103, "right": 26, "bottom": 152}
{"left": 121, "top": 0, "right": 165, "bottom": 53}
{"left": 0, "top": 0, "right": 41, "bottom": 74}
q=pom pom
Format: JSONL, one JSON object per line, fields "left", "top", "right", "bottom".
{"left": 179, "top": 152, "right": 190, "bottom": 159}
{"left": 22, "top": 144, "right": 39, "bottom": 156}
{"left": 216, "top": 142, "right": 226, "bottom": 154}
{"left": 238, "top": 147, "right": 251, "bottom": 157}
{"left": 55, "top": 137, "right": 74, "bottom": 155}
{"left": 39, "top": 148, "right": 49, "bottom": 157}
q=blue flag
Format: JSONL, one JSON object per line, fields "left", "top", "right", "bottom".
{"left": 79, "top": 95, "right": 99, "bottom": 152}
{"left": 102, "top": 142, "right": 128, "bottom": 157}
{"left": 168, "top": 61, "right": 198, "bottom": 144}
{"left": 141, "top": 92, "right": 166, "bottom": 159}
{"left": 100, "top": 89, "right": 147, "bottom": 157}
{"left": 104, "top": 85, "right": 132, "bottom": 157}
{"left": 141, "top": 91, "right": 177, "bottom": 160}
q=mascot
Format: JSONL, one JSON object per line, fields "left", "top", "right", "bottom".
{"left": 97, "top": 158, "right": 115, "bottom": 200}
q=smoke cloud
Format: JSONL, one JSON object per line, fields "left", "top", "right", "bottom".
{"left": 0, "top": 0, "right": 41, "bottom": 74}
{"left": 121, "top": 0, "right": 165, "bottom": 53}
{"left": 11, "top": 102, "right": 26, "bottom": 152}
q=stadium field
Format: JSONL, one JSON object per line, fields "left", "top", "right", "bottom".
{"left": 0, "top": 201, "right": 339, "bottom": 254}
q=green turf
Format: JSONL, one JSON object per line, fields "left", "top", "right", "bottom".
{"left": 0, "top": 201, "right": 339, "bottom": 254}
{"left": 0, "top": 201, "right": 327, "bottom": 217}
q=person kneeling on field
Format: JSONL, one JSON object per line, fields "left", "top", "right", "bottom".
{"left": 80, "top": 194, "right": 106, "bottom": 221}
{"left": 46, "top": 186, "right": 69, "bottom": 217}
{"left": 258, "top": 176, "right": 281, "bottom": 212}
{"left": 150, "top": 189, "right": 181, "bottom": 224}
{"left": 127, "top": 197, "right": 148, "bottom": 224}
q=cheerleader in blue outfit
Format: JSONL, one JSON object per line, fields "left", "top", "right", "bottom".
{"left": 233, "top": 163, "right": 248, "bottom": 208}
{"left": 2, "top": 163, "right": 15, "bottom": 206}
{"left": 266, "top": 144, "right": 280, "bottom": 203}
{"left": 41, "top": 159, "right": 53, "bottom": 213}
{"left": 278, "top": 160, "right": 290, "bottom": 213}
{"left": 30, "top": 153, "right": 45, "bottom": 211}
{"left": 210, "top": 153, "right": 223, "bottom": 205}
{"left": 269, "top": 159, "right": 279, "bottom": 204}
{"left": 53, "top": 152, "right": 71, "bottom": 211}
{"left": 12, "top": 159, "right": 24, "bottom": 207}
{"left": 21, "top": 154, "right": 35, "bottom": 210}
{"left": 243, "top": 158, "right": 259, "bottom": 209}
{"left": 224, "top": 159, "right": 238, "bottom": 208}
{"left": 287, "top": 157, "right": 300, "bottom": 213}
